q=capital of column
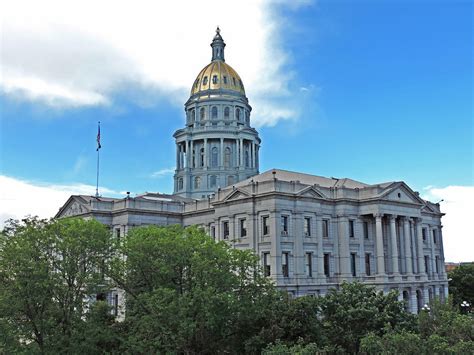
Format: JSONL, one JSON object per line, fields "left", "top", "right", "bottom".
{"left": 373, "top": 213, "right": 384, "bottom": 219}
{"left": 389, "top": 214, "right": 397, "bottom": 222}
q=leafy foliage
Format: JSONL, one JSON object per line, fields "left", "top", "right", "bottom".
{"left": 448, "top": 262, "right": 474, "bottom": 310}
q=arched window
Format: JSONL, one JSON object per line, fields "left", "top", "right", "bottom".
{"left": 200, "top": 147, "right": 205, "bottom": 167}
{"left": 224, "top": 147, "right": 231, "bottom": 168}
{"left": 210, "top": 175, "right": 217, "bottom": 188}
{"left": 191, "top": 109, "right": 195, "bottom": 123}
{"left": 245, "top": 110, "right": 250, "bottom": 124}
{"left": 203, "top": 76, "right": 208, "bottom": 85}
{"left": 211, "top": 147, "right": 218, "bottom": 168}
{"left": 227, "top": 175, "right": 234, "bottom": 185}
{"left": 232, "top": 77, "right": 236, "bottom": 86}
{"left": 200, "top": 107, "right": 205, "bottom": 120}
{"left": 224, "top": 107, "right": 230, "bottom": 119}
{"left": 211, "top": 106, "right": 218, "bottom": 119}
{"left": 223, "top": 76, "right": 228, "bottom": 84}
{"left": 236, "top": 108, "right": 241, "bottom": 121}
{"left": 212, "top": 75, "right": 218, "bottom": 84}
{"left": 178, "top": 178, "right": 183, "bottom": 190}
{"left": 194, "top": 176, "right": 201, "bottom": 189}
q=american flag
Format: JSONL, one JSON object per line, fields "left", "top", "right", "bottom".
{"left": 96, "top": 122, "right": 101, "bottom": 151}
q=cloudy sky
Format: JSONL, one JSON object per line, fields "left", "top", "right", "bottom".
{"left": 0, "top": 0, "right": 472, "bottom": 262}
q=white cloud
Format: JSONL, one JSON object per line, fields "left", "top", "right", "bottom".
{"left": 0, "top": 0, "right": 313, "bottom": 126}
{"left": 0, "top": 175, "right": 120, "bottom": 227}
{"left": 422, "top": 185, "right": 474, "bottom": 263}
{"left": 150, "top": 168, "right": 175, "bottom": 178}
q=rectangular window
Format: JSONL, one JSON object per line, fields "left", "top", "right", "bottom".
{"left": 323, "top": 219, "right": 329, "bottom": 238}
{"left": 115, "top": 228, "right": 121, "bottom": 240}
{"left": 425, "top": 256, "right": 430, "bottom": 274}
{"left": 433, "top": 229, "right": 437, "bottom": 244}
{"left": 239, "top": 219, "right": 247, "bottom": 238}
{"left": 114, "top": 294, "right": 119, "bottom": 317}
{"left": 281, "top": 215, "right": 289, "bottom": 235}
{"left": 349, "top": 220, "right": 355, "bottom": 238}
{"left": 211, "top": 226, "right": 216, "bottom": 240}
{"left": 365, "top": 253, "right": 371, "bottom": 276}
{"left": 305, "top": 252, "right": 313, "bottom": 277}
{"left": 351, "top": 253, "right": 357, "bottom": 276}
{"left": 422, "top": 228, "right": 427, "bottom": 242}
{"left": 282, "top": 252, "right": 289, "bottom": 277}
{"left": 223, "top": 221, "right": 229, "bottom": 239}
{"left": 363, "top": 221, "right": 369, "bottom": 239}
{"left": 323, "top": 253, "right": 330, "bottom": 277}
{"left": 435, "top": 256, "right": 439, "bottom": 274}
{"left": 304, "top": 217, "right": 311, "bottom": 236}
{"left": 262, "top": 216, "right": 269, "bottom": 236}
{"left": 263, "top": 252, "right": 271, "bottom": 276}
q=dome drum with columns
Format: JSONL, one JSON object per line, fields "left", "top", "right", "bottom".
{"left": 174, "top": 28, "right": 261, "bottom": 199}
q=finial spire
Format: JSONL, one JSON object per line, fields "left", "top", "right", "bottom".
{"left": 211, "top": 26, "right": 225, "bottom": 62}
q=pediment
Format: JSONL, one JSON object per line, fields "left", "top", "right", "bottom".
{"left": 380, "top": 183, "right": 424, "bottom": 205}
{"left": 296, "top": 186, "right": 326, "bottom": 199}
{"left": 56, "top": 196, "right": 89, "bottom": 218}
{"left": 222, "top": 188, "right": 251, "bottom": 202}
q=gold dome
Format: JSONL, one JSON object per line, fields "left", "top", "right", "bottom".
{"left": 190, "top": 61, "right": 245, "bottom": 96}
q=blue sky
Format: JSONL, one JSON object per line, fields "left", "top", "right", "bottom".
{"left": 0, "top": 0, "right": 472, "bottom": 261}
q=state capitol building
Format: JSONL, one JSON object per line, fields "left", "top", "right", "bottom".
{"left": 57, "top": 29, "right": 448, "bottom": 314}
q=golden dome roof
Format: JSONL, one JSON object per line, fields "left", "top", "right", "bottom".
{"left": 190, "top": 60, "right": 245, "bottom": 96}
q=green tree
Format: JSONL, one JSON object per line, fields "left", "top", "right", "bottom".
{"left": 448, "top": 262, "right": 474, "bottom": 310}
{"left": 320, "top": 282, "right": 416, "bottom": 353}
{"left": 0, "top": 217, "right": 116, "bottom": 353}
{"left": 108, "top": 225, "right": 280, "bottom": 354}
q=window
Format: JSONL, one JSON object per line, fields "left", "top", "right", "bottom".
{"left": 113, "top": 294, "right": 119, "bottom": 317}
{"left": 200, "top": 147, "right": 204, "bottom": 167}
{"left": 209, "top": 175, "right": 217, "bottom": 188}
{"left": 200, "top": 107, "right": 205, "bottom": 120}
{"left": 178, "top": 178, "right": 183, "bottom": 190}
{"left": 262, "top": 216, "right": 269, "bottom": 235}
{"left": 211, "top": 106, "right": 218, "bottom": 119}
{"left": 263, "top": 252, "right": 270, "bottom": 276}
{"left": 365, "top": 253, "right": 371, "bottom": 276}
{"left": 232, "top": 77, "right": 236, "bottom": 86}
{"left": 282, "top": 252, "right": 289, "bottom": 277}
{"left": 194, "top": 176, "right": 201, "bottom": 189}
{"left": 223, "top": 76, "right": 228, "bottom": 84}
{"left": 363, "top": 221, "right": 369, "bottom": 239}
{"left": 305, "top": 252, "right": 313, "bottom": 277}
{"left": 236, "top": 108, "right": 241, "bottom": 121}
{"left": 223, "top": 221, "right": 229, "bottom": 239}
{"left": 245, "top": 110, "right": 250, "bottom": 124}
{"left": 227, "top": 175, "right": 234, "bottom": 185}
{"left": 212, "top": 75, "right": 218, "bottom": 84}
{"left": 349, "top": 220, "right": 355, "bottom": 238}
{"left": 239, "top": 219, "right": 247, "bottom": 237}
{"left": 191, "top": 109, "right": 195, "bottom": 123}
{"left": 224, "top": 147, "right": 231, "bottom": 167}
{"left": 433, "top": 229, "right": 437, "bottom": 244}
{"left": 422, "top": 228, "right": 427, "bottom": 242}
{"left": 211, "top": 226, "right": 216, "bottom": 240}
{"left": 322, "top": 219, "right": 329, "bottom": 238}
{"left": 192, "top": 149, "right": 196, "bottom": 168}
{"left": 323, "top": 253, "right": 330, "bottom": 277}
{"left": 304, "top": 217, "right": 311, "bottom": 236}
{"left": 281, "top": 215, "right": 288, "bottom": 235}
{"left": 435, "top": 256, "right": 439, "bottom": 274}
{"left": 424, "top": 256, "right": 430, "bottom": 274}
{"left": 203, "top": 76, "right": 208, "bottom": 85}
{"left": 224, "top": 106, "right": 230, "bottom": 119}
{"left": 115, "top": 227, "right": 121, "bottom": 240}
{"left": 351, "top": 253, "right": 357, "bottom": 276}
{"left": 210, "top": 147, "right": 218, "bottom": 168}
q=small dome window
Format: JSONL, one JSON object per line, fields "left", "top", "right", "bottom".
{"left": 212, "top": 75, "right": 218, "bottom": 84}
{"left": 224, "top": 107, "right": 230, "bottom": 119}
{"left": 194, "top": 176, "right": 201, "bottom": 189}
{"left": 223, "top": 76, "right": 228, "bottom": 84}
{"left": 236, "top": 108, "right": 241, "bottom": 121}
{"left": 232, "top": 77, "right": 236, "bottom": 86}
{"left": 211, "top": 106, "right": 218, "bottom": 119}
{"left": 200, "top": 107, "right": 205, "bottom": 120}
{"left": 203, "top": 76, "right": 208, "bottom": 85}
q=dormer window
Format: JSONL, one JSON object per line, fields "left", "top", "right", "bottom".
{"left": 203, "top": 76, "right": 208, "bottom": 85}
{"left": 212, "top": 75, "right": 218, "bottom": 84}
{"left": 223, "top": 76, "right": 227, "bottom": 84}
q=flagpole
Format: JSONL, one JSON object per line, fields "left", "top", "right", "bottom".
{"left": 95, "top": 121, "right": 101, "bottom": 197}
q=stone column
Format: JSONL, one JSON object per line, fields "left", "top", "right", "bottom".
{"left": 239, "top": 138, "right": 244, "bottom": 168}
{"left": 190, "top": 140, "right": 194, "bottom": 168}
{"left": 416, "top": 219, "right": 426, "bottom": 276}
{"left": 358, "top": 220, "right": 366, "bottom": 277}
{"left": 293, "top": 213, "right": 304, "bottom": 279}
{"left": 220, "top": 138, "right": 224, "bottom": 167}
{"left": 403, "top": 217, "right": 413, "bottom": 275}
{"left": 316, "top": 216, "right": 326, "bottom": 281}
{"left": 204, "top": 138, "right": 208, "bottom": 169}
{"left": 389, "top": 215, "right": 400, "bottom": 275}
{"left": 338, "top": 216, "right": 351, "bottom": 279}
{"left": 185, "top": 140, "right": 190, "bottom": 168}
{"left": 410, "top": 219, "right": 417, "bottom": 273}
{"left": 374, "top": 214, "right": 385, "bottom": 276}
{"left": 428, "top": 225, "right": 436, "bottom": 278}
{"left": 176, "top": 143, "right": 180, "bottom": 169}
{"left": 251, "top": 142, "right": 255, "bottom": 168}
